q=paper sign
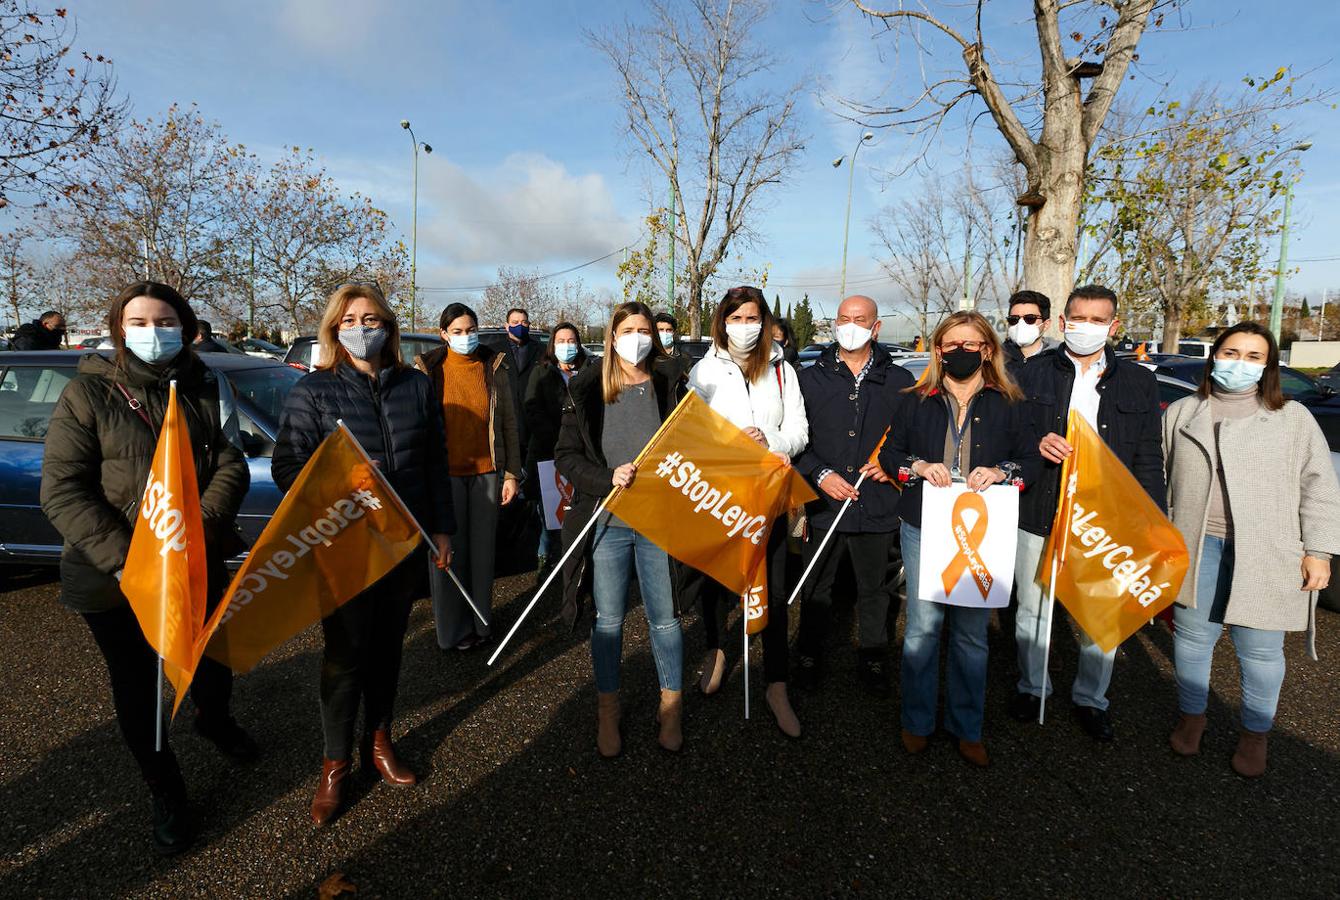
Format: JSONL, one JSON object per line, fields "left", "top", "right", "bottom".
{"left": 538, "top": 459, "right": 573, "bottom": 531}
{"left": 917, "top": 482, "right": 1019, "bottom": 608}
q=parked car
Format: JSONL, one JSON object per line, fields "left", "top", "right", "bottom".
{"left": 282, "top": 332, "right": 446, "bottom": 371}
{"left": 77, "top": 336, "right": 104, "bottom": 349}
{"left": 1316, "top": 362, "right": 1339, "bottom": 392}
{"left": 0, "top": 350, "right": 303, "bottom": 567}
{"left": 235, "top": 337, "right": 286, "bottom": 360}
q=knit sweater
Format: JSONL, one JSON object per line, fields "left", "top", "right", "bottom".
{"left": 1204, "top": 385, "right": 1263, "bottom": 539}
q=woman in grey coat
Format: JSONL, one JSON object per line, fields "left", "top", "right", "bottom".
{"left": 1162, "top": 322, "right": 1340, "bottom": 777}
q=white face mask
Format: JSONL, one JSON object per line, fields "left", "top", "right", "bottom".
{"left": 725, "top": 322, "right": 762, "bottom": 352}
{"left": 834, "top": 322, "right": 873, "bottom": 352}
{"left": 1063, "top": 320, "right": 1110, "bottom": 357}
{"left": 1007, "top": 321, "right": 1041, "bottom": 348}
{"left": 614, "top": 332, "right": 652, "bottom": 365}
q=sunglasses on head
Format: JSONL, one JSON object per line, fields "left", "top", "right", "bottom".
{"left": 1006, "top": 314, "right": 1044, "bottom": 325}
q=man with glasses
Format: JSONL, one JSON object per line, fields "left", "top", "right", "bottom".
{"left": 1002, "top": 290, "right": 1057, "bottom": 378}
{"left": 1011, "top": 284, "right": 1166, "bottom": 742}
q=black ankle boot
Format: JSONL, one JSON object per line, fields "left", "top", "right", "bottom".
{"left": 146, "top": 764, "right": 193, "bottom": 855}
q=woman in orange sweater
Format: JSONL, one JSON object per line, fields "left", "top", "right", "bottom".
{"left": 416, "top": 303, "right": 522, "bottom": 650}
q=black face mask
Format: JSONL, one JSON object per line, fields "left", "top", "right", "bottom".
{"left": 941, "top": 348, "right": 984, "bottom": 380}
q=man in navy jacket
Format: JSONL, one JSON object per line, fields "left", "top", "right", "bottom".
{"left": 1013, "top": 284, "right": 1166, "bottom": 741}
{"left": 793, "top": 295, "right": 914, "bottom": 696}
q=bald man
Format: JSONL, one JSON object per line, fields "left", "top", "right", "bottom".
{"left": 793, "top": 295, "right": 914, "bottom": 697}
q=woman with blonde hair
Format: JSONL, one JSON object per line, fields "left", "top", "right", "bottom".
{"left": 878, "top": 311, "right": 1039, "bottom": 767}
{"left": 555, "top": 301, "right": 684, "bottom": 757}
{"left": 273, "top": 283, "right": 455, "bottom": 825}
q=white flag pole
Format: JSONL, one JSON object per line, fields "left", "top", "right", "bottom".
{"left": 336, "top": 420, "right": 487, "bottom": 624}
{"left": 154, "top": 657, "right": 165, "bottom": 752}
{"left": 487, "top": 496, "right": 609, "bottom": 667}
{"left": 787, "top": 470, "right": 869, "bottom": 606}
{"left": 1038, "top": 547, "right": 1059, "bottom": 726}
{"left": 743, "top": 618, "right": 750, "bottom": 720}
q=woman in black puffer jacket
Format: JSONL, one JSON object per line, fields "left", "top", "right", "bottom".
{"left": 272, "top": 284, "right": 454, "bottom": 827}
{"left": 41, "top": 281, "right": 252, "bottom": 856}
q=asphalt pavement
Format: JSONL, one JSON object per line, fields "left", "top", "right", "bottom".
{"left": 1, "top": 566, "right": 1338, "bottom": 898}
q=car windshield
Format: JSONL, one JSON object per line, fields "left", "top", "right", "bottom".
{"left": 225, "top": 365, "right": 304, "bottom": 424}
{"left": 1280, "top": 367, "right": 1323, "bottom": 402}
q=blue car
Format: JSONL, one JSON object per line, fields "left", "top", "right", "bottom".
{"left": 0, "top": 350, "right": 304, "bottom": 566}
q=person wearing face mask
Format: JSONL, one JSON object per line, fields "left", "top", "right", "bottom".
{"left": 773, "top": 318, "right": 800, "bottom": 367}
{"left": 686, "top": 285, "right": 810, "bottom": 738}
{"left": 273, "top": 284, "right": 454, "bottom": 826}
{"left": 12, "top": 309, "right": 67, "bottom": 350}
{"left": 654, "top": 311, "right": 693, "bottom": 385}
{"left": 1001, "top": 290, "right": 1058, "bottom": 379}
{"left": 879, "top": 311, "right": 1039, "bottom": 767}
{"left": 523, "top": 322, "right": 588, "bottom": 574}
{"left": 555, "top": 301, "right": 685, "bottom": 756}
{"left": 415, "top": 302, "right": 521, "bottom": 651}
{"left": 1010, "top": 284, "right": 1165, "bottom": 742}
{"left": 1163, "top": 322, "right": 1340, "bottom": 777}
{"left": 792, "top": 295, "right": 913, "bottom": 697}
{"left": 40, "top": 282, "right": 253, "bottom": 855}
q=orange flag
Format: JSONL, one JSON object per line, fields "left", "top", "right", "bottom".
{"left": 1038, "top": 411, "right": 1188, "bottom": 652}
{"left": 1135, "top": 342, "right": 1151, "bottom": 361}
{"left": 604, "top": 392, "right": 816, "bottom": 634}
{"left": 119, "top": 382, "right": 209, "bottom": 717}
{"left": 202, "top": 423, "right": 423, "bottom": 673}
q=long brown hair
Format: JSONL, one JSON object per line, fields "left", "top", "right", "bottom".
{"left": 601, "top": 301, "right": 662, "bottom": 403}
{"left": 107, "top": 281, "right": 199, "bottom": 369}
{"left": 316, "top": 283, "right": 403, "bottom": 371}
{"left": 711, "top": 285, "right": 776, "bottom": 384}
{"left": 1196, "top": 321, "right": 1284, "bottom": 410}
{"left": 909, "top": 310, "right": 1023, "bottom": 401}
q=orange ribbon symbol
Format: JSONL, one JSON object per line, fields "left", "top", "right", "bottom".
{"left": 941, "top": 491, "right": 992, "bottom": 600}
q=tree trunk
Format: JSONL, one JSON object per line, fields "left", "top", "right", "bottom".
{"left": 1160, "top": 299, "right": 1183, "bottom": 352}
{"left": 1021, "top": 154, "right": 1084, "bottom": 316}
{"left": 687, "top": 278, "right": 704, "bottom": 341}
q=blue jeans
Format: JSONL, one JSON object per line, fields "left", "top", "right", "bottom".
{"left": 1013, "top": 529, "right": 1116, "bottom": 710}
{"left": 590, "top": 523, "right": 683, "bottom": 693}
{"left": 900, "top": 523, "right": 991, "bottom": 742}
{"left": 1173, "top": 536, "right": 1286, "bottom": 733}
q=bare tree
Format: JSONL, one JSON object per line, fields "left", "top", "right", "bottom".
{"left": 239, "top": 148, "right": 398, "bottom": 331}
{"left": 871, "top": 179, "right": 965, "bottom": 340}
{"left": 847, "top": 0, "right": 1167, "bottom": 308}
{"left": 590, "top": 0, "right": 805, "bottom": 338}
{"left": 476, "top": 266, "right": 602, "bottom": 329}
{"left": 0, "top": 227, "right": 37, "bottom": 327}
{"left": 61, "top": 104, "right": 253, "bottom": 302}
{"left": 0, "top": 2, "right": 122, "bottom": 206}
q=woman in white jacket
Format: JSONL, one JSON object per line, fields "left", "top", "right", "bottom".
{"left": 686, "top": 286, "right": 809, "bottom": 737}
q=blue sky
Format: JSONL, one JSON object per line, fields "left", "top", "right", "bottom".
{"left": 66, "top": 0, "right": 1340, "bottom": 325}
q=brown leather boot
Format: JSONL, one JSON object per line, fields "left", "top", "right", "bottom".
{"left": 596, "top": 691, "right": 621, "bottom": 759}
{"left": 957, "top": 739, "right": 990, "bottom": 768}
{"left": 367, "top": 729, "right": 416, "bottom": 786}
{"left": 900, "top": 729, "right": 929, "bottom": 755}
{"left": 310, "top": 758, "right": 350, "bottom": 826}
{"left": 655, "top": 689, "right": 684, "bottom": 753}
{"left": 1169, "top": 712, "right": 1207, "bottom": 756}
{"left": 1231, "top": 729, "right": 1269, "bottom": 778}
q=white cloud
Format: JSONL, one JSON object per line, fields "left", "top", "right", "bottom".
{"left": 276, "top": 0, "right": 380, "bottom": 52}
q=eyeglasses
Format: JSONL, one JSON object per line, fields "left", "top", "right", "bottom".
{"left": 939, "top": 340, "right": 986, "bottom": 353}
{"left": 340, "top": 314, "right": 385, "bottom": 327}
{"left": 1006, "top": 314, "right": 1044, "bottom": 325}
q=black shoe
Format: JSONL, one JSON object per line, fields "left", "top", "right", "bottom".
{"left": 794, "top": 655, "right": 821, "bottom": 690}
{"left": 1008, "top": 691, "right": 1042, "bottom": 722}
{"left": 194, "top": 714, "right": 260, "bottom": 762}
{"left": 1073, "top": 705, "right": 1115, "bottom": 742}
{"left": 856, "top": 655, "right": 890, "bottom": 699}
{"left": 149, "top": 782, "right": 193, "bottom": 856}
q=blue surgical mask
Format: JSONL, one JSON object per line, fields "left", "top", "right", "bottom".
{"left": 658, "top": 332, "right": 674, "bottom": 348}
{"left": 555, "top": 342, "right": 579, "bottom": 363}
{"left": 449, "top": 333, "right": 480, "bottom": 355}
{"left": 124, "top": 326, "right": 182, "bottom": 365}
{"left": 1211, "top": 358, "right": 1265, "bottom": 393}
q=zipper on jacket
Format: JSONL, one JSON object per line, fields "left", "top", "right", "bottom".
{"left": 369, "top": 371, "right": 397, "bottom": 474}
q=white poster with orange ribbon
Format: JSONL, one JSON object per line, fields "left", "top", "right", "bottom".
{"left": 537, "top": 459, "right": 573, "bottom": 531}
{"left": 916, "top": 483, "right": 1018, "bottom": 608}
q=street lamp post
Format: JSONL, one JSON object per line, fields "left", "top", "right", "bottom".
{"left": 833, "top": 131, "right": 874, "bottom": 299}
{"left": 1268, "top": 141, "right": 1312, "bottom": 343}
{"left": 400, "top": 119, "right": 432, "bottom": 332}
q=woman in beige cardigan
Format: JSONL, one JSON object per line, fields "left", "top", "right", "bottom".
{"left": 1162, "top": 322, "right": 1340, "bottom": 777}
